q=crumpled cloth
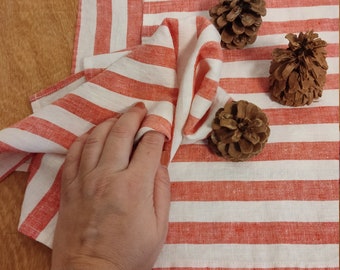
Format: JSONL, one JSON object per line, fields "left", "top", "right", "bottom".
{"left": 0, "top": 0, "right": 339, "bottom": 268}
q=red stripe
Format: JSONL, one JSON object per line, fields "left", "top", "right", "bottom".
{"left": 71, "top": 0, "right": 83, "bottom": 73}
{"left": 197, "top": 42, "right": 222, "bottom": 61}
{"left": 325, "top": 73, "right": 340, "bottom": 90}
{"left": 161, "top": 18, "right": 179, "bottom": 59}
{"left": 142, "top": 25, "right": 160, "bottom": 38}
{"left": 171, "top": 180, "right": 339, "bottom": 201}
{"left": 195, "top": 76, "right": 219, "bottom": 100}
{"left": 12, "top": 116, "right": 76, "bottom": 149}
{"left": 127, "top": 0, "right": 143, "bottom": 47}
{"left": 53, "top": 93, "right": 118, "bottom": 125}
{"left": 144, "top": 0, "right": 216, "bottom": 13}
{"left": 94, "top": 0, "right": 112, "bottom": 55}
{"left": 265, "top": 106, "right": 339, "bottom": 125}
{"left": 29, "top": 72, "right": 85, "bottom": 102}
{"left": 19, "top": 167, "right": 62, "bottom": 239}
{"left": 221, "top": 74, "right": 339, "bottom": 94}
{"left": 91, "top": 70, "right": 178, "bottom": 103}
{"left": 166, "top": 222, "right": 339, "bottom": 244}
{"left": 267, "top": 0, "right": 339, "bottom": 7}
{"left": 173, "top": 142, "right": 339, "bottom": 162}
{"left": 222, "top": 43, "right": 339, "bottom": 62}
{"left": 144, "top": 0, "right": 339, "bottom": 13}
{"left": 183, "top": 114, "right": 210, "bottom": 136}
{"left": 142, "top": 114, "right": 173, "bottom": 140}
{"left": 127, "top": 45, "right": 176, "bottom": 69}
{"left": 195, "top": 16, "right": 214, "bottom": 38}
{"left": 84, "top": 68, "right": 106, "bottom": 80}
{"left": 27, "top": 154, "right": 44, "bottom": 184}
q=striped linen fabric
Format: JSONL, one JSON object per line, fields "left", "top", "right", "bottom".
{"left": 1, "top": 0, "right": 339, "bottom": 269}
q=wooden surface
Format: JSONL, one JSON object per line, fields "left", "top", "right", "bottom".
{"left": 0, "top": 0, "right": 78, "bottom": 268}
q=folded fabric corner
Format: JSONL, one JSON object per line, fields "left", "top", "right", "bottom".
{"left": 0, "top": 16, "right": 230, "bottom": 246}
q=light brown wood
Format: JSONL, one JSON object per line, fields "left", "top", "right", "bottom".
{"left": 0, "top": 0, "right": 78, "bottom": 268}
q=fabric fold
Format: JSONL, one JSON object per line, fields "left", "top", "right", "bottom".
{"left": 0, "top": 16, "right": 230, "bottom": 245}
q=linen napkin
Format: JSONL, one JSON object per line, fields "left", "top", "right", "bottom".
{"left": 1, "top": 0, "right": 339, "bottom": 269}
{"left": 1, "top": 15, "right": 229, "bottom": 244}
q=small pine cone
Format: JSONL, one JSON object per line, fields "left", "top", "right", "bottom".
{"left": 208, "top": 100, "right": 270, "bottom": 161}
{"left": 269, "top": 31, "right": 328, "bottom": 106}
{"left": 209, "top": 0, "right": 266, "bottom": 49}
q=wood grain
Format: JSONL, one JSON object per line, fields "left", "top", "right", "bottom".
{"left": 0, "top": 0, "right": 78, "bottom": 268}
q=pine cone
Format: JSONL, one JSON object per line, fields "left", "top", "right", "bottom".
{"left": 209, "top": 0, "right": 266, "bottom": 49}
{"left": 208, "top": 100, "right": 270, "bottom": 161}
{"left": 269, "top": 31, "right": 328, "bottom": 106}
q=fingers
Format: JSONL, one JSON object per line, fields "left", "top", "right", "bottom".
{"left": 78, "top": 118, "right": 117, "bottom": 176}
{"left": 128, "top": 131, "right": 165, "bottom": 182}
{"left": 98, "top": 102, "right": 147, "bottom": 171}
{"left": 62, "top": 133, "right": 88, "bottom": 187}
{"left": 154, "top": 165, "right": 171, "bottom": 236}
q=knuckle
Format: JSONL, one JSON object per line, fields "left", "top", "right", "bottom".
{"left": 85, "top": 136, "right": 101, "bottom": 146}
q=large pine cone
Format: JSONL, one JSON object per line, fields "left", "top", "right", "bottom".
{"left": 269, "top": 31, "right": 328, "bottom": 106}
{"left": 209, "top": 0, "right": 266, "bottom": 49}
{"left": 208, "top": 100, "right": 270, "bottom": 161}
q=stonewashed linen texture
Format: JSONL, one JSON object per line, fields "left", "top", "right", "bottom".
{"left": 0, "top": 0, "right": 338, "bottom": 269}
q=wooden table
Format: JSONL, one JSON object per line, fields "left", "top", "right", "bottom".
{"left": 0, "top": 1, "right": 78, "bottom": 268}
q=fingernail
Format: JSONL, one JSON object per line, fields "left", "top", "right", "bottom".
{"left": 134, "top": 102, "right": 145, "bottom": 109}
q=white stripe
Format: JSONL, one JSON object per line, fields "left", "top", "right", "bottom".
{"left": 83, "top": 51, "right": 130, "bottom": 70}
{"left": 74, "top": 0, "right": 97, "bottom": 72}
{"left": 155, "top": 244, "right": 339, "bottom": 268}
{"left": 34, "top": 105, "right": 94, "bottom": 136}
{"left": 31, "top": 76, "right": 86, "bottom": 112}
{"left": 183, "top": 87, "right": 231, "bottom": 144}
{"left": 74, "top": 82, "right": 174, "bottom": 123}
{"left": 230, "top": 90, "right": 339, "bottom": 109}
{"left": 148, "top": 102, "right": 174, "bottom": 124}
{"left": 269, "top": 123, "right": 338, "bottom": 143}
{"left": 0, "top": 128, "right": 67, "bottom": 154}
{"left": 36, "top": 213, "right": 58, "bottom": 248}
{"left": 248, "top": 31, "right": 339, "bottom": 48}
{"left": 0, "top": 152, "right": 28, "bottom": 178}
{"left": 110, "top": 0, "right": 128, "bottom": 51}
{"left": 143, "top": 11, "right": 209, "bottom": 26}
{"left": 190, "top": 95, "right": 212, "bottom": 119}
{"left": 170, "top": 16, "right": 200, "bottom": 159}
{"left": 265, "top": 6, "right": 339, "bottom": 22}
{"left": 169, "top": 201, "right": 338, "bottom": 222}
{"left": 221, "top": 57, "right": 338, "bottom": 78}
{"left": 15, "top": 158, "right": 31, "bottom": 172}
{"left": 107, "top": 57, "right": 178, "bottom": 88}
{"left": 196, "top": 21, "right": 221, "bottom": 45}
{"left": 142, "top": 24, "right": 176, "bottom": 48}
{"left": 143, "top": 30, "right": 339, "bottom": 49}
{"left": 19, "top": 154, "right": 64, "bottom": 224}
{"left": 143, "top": 6, "right": 338, "bottom": 26}
{"left": 168, "top": 160, "right": 339, "bottom": 181}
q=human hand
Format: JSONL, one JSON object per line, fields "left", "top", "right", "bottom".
{"left": 51, "top": 102, "right": 170, "bottom": 270}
